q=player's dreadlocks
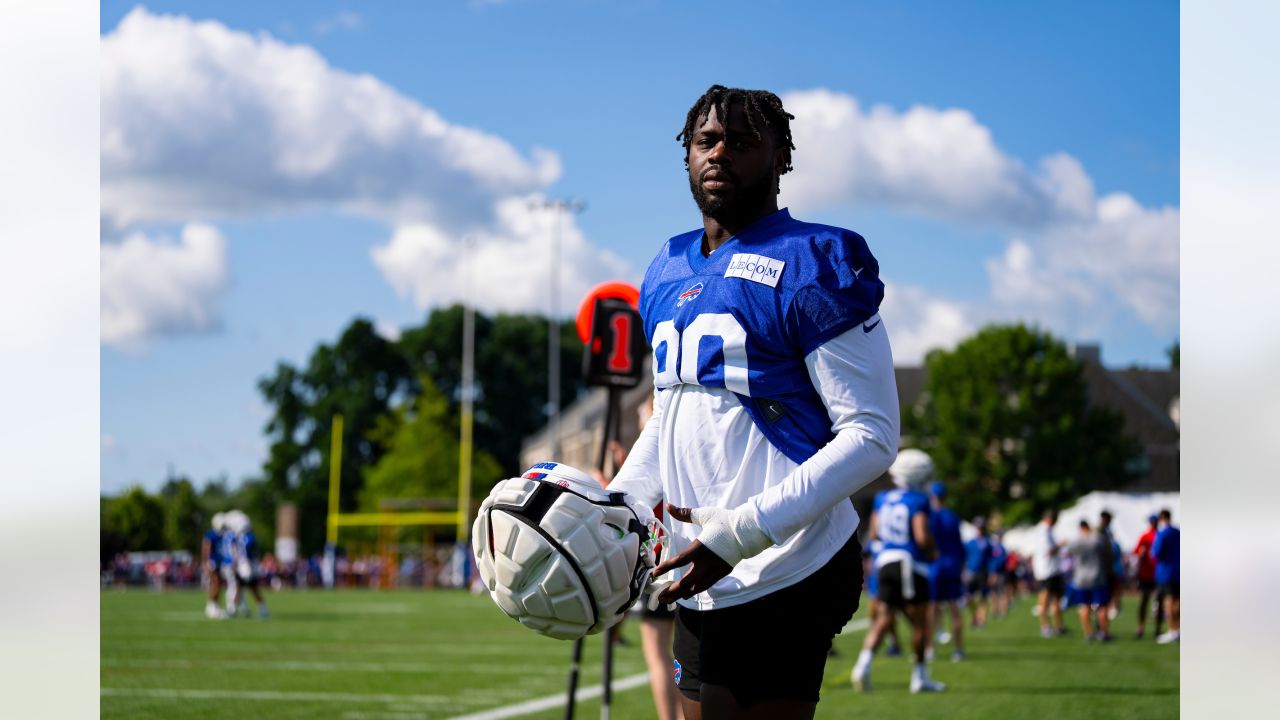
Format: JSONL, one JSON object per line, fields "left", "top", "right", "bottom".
{"left": 677, "top": 84, "right": 796, "bottom": 176}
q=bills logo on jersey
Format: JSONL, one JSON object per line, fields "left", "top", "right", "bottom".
{"left": 676, "top": 282, "right": 704, "bottom": 307}
{"left": 673, "top": 659, "right": 682, "bottom": 684}
{"left": 724, "top": 253, "right": 785, "bottom": 288}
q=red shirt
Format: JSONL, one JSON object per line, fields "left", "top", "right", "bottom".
{"left": 1133, "top": 528, "right": 1157, "bottom": 582}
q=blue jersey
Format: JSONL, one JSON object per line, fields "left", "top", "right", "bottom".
{"left": 640, "top": 208, "right": 883, "bottom": 464}
{"left": 965, "top": 536, "right": 992, "bottom": 574}
{"left": 1152, "top": 525, "right": 1180, "bottom": 583}
{"left": 204, "top": 529, "right": 225, "bottom": 565}
{"left": 237, "top": 531, "right": 259, "bottom": 561}
{"left": 219, "top": 531, "right": 239, "bottom": 564}
{"left": 929, "top": 507, "right": 965, "bottom": 577}
{"left": 873, "top": 489, "right": 931, "bottom": 561}
{"left": 987, "top": 540, "right": 1007, "bottom": 574}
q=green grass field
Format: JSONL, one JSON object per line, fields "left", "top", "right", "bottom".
{"left": 102, "top": 589, "right": 1178, "bottom": 719}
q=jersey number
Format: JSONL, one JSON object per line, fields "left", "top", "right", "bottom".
{"left": 880, "top": 504, "right": 911, "bottom": 546}
{"left": 651, "top": 314, "right": 751, "bottom": 396}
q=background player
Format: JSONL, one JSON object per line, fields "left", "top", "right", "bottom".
{"left": 963, "top": 516, "right": 993, "bottom": 631}
{"left": 927, "top": 481, "right": 966, "bottom": 661}
{"left": 201, "top": 512, "right": 228, "bottom": 619}
{"left": 988, "top": 530, "right": 1011, "bottom": 620}
{"left": 225, "top": 510, "right": 269, "bottom": 619}
{"left": 1132, "top": 514, "right": 1163, "bottom": 639}
{"left": 1031, "top": 509, "right": 1066, "bottom": 638}
{"left": 609, "top": 84, "right": 901, "bottom": 720}
{"left": 1063, "top": 520, "right": 1112, "bottom": 642}
{"left": 1153, "top": 509, "right": 1180, "bottom": 644}
{"left": 852, "top": 449, "right": 945, "bottom": 694}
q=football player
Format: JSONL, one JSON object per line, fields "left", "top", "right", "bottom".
{"left": 224, "top": 510, "right": 269, "bottom": 619}
{"left": 1132, "top": 514, "right": 1162, "bottom": 639}
{"left": 201, "top": 513, "right": 228, "bottom": 619}
{"left": 1152, "top": 509, "right": 1180, "bottom": 644}
{"left": 851, "top": 450, "right": 945, "bottom": 693}
{"left": 927, "top": 482, "right": 967, "bottom": 661}
{"left": 609, "top": 85, "right": 900, "bottom": 719}
{"left": 963, "top": 516, "right": 992, "bottom": 630}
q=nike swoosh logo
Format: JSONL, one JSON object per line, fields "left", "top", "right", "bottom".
{"left": 863, "top": 319, "right": 881, "bottom": 333}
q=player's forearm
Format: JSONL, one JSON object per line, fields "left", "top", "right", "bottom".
{"left": 749, "top": 420, "right": 896, "bottom": 544}
{"left": 747, "top": 323, "right": 899, "bottom": 545}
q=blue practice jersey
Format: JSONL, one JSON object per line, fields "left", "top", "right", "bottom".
{"left": 874, "top": 489, "right": 931, "bottom": 562}
{"left": 1153, "top": 525, "right": 1180, "bottom": 583}
{"left": 988, "top": 540, "right": 1007, "bottom": 574}
{"left": 640, "top": 208, "right": 883, "bottom": 464}
{"left": 218, "top": 531, "right": 239, "bottom": 564}
{"left": 237, "top": 531, "right": 259, "bottom": 561}
{"left": 929, "top": 507, "right": 965, "bottom": 577}
{"left": 204, "top": 529, "right": 225, "bottom": 565}
{"left": 965, "top": 536, "right": 992, "bottom": 574}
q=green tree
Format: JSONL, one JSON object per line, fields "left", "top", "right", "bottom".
{"left": 904, "top": 324, "right": 1139, "bottom": 523}
{"left": 258, "top": 310, "right": 584, "bottom": 554}
{"left": 361, "top": 375, "right": 503, "bottom": 512}
{"left": 1167, "top": 340, "right": 1179, "bottom": 370}
{"left": 103, "top": 486, "right": 166, "bottom": 551}
{"left": 399, "top": 306, "right": 584, "bottom": 474}
{"left": 259, "top": 318, "right": 413, "bottom": 553}
{"left": 159, "top": 477, "right": 203, "bottom": 554}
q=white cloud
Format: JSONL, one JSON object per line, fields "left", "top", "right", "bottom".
{"left": 101, "top": 7, "right": 559, "bottom": 231}
{"left": 986, "top": 195, "right": 1180, "bottom": 334}
{"left": 101, "top": 223, "right": 229, "bottom": 349}
{"left": 780, "top": 88, "right": 1178, "bottom": 347}
{"left": 880, "top": 282, "right": 975, "bottom": 365}
{"left": 781, "top": 89, "right": 1094, "bottom": 228}
{"left": 372, "top": 196, "right": 635, "bottom": 316}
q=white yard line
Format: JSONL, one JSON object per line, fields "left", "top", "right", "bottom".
{"left": 839, "top": 617, "right": 871, "bottom": 635}
{"left": 101, "top": 657, "right": 568, "bottom": 675}
{"left": 446, "top": 673, "right": 651, "bottom": 720}
{"left": 106, "top": 620, "right": 865, "bottom": 717}
{"left": 100, "top": 688, "right": 452, "bottom": 705}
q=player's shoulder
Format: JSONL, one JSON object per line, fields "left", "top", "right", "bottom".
{"left": 642, "top": 228, "right": 702, "bottom": 293}
{"left": 750, "top": 212, "right": 868, "bottom": 262}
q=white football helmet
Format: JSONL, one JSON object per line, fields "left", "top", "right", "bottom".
{"left": 472, "top": 462, "right": 665, "bottom": 640}
{"left": 211, "top": 512, "right": 227, "bottom": 532}
{"left": 226, "top": 510, "right": 251, "bottom": 534}
{"left": 890, "top": 448, "right": 935, "bottom": 490}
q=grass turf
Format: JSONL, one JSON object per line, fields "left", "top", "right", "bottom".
{"left": 102, "top": 589, "right": 1178, "bottom": 719}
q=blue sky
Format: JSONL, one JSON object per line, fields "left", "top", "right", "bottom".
{"left": 100, "top": 1, "right": 1179, "bottom": 493}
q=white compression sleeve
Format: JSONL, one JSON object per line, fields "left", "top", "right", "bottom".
{"left": 748, "top": 322, "right": 901, "bottom": 545}
{"left": 606, "top": 389, "right": 666, "bottom": 509}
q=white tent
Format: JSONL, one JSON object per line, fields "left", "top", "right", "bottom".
{"left": 998, "top": 491, "right": 1181, "bottom": 557}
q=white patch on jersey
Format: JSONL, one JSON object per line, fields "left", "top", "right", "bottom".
{"left": 724, "top": 254, "right": 785, "bottom": 288}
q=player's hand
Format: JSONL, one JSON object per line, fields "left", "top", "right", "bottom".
{"left": 651, "top": 504, "right": 733, "bottom": 604}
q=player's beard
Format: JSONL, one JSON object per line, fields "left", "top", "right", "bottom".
{"left": 689, "top": 170, "right": 774, "bottom": 226}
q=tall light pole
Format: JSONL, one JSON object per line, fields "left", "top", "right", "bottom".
{"left": 457, "top": 234, "right": 475, "bottom": 544}
{"left": 532, "top": 198, "right": 584, "bottom": 459}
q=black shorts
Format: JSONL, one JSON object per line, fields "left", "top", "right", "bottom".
{"left": 1038, "top": 575, "right": 1065, "bottom": 596}
{"left": 1139, "top": 579, "right": 1156, "bottom": 593}
{"left": 877, "top": 561, "right": 929, "bottom": 608}
{"left": 1157, "top": 580, "right": 1180, "bottom": 599}
{"left": 966, "top": 574, "right": 989, "bottom": 597}
{"left": 673, "top": 534, "right": 862, "bottom": 707}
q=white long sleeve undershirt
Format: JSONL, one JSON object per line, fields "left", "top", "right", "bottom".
{"left": 609, "top": 322, "right": 899, "bottom": 609}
